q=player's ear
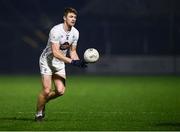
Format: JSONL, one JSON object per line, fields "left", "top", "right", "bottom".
{"left": 63, "top": 16, "right": 66, "bottom": 21}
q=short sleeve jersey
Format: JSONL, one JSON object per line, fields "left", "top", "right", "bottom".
{"left": 40, "top": 23, "right": 79, "bottom": 69}
{"left": 49, "top": 23, "right": 79, "bottom": 46}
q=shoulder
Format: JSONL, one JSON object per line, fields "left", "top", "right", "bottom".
{"left": 50, "top": 24, "right": 63, "bottom": 34}
{"left": 72, "top": 26, "right": 79, "bottom": 35}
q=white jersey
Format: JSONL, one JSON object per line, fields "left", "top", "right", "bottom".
{"left": 40, "top": 23, "right": 79, "bottom": 72}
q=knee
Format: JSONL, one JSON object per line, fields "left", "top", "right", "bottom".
{"left": 56, "top": 87, "right": 65, "bottom": 96}
{"left": 43, "top": 87, "right": 51, "bottom": 96}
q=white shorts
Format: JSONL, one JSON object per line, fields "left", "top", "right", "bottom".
{"left": 39, "top": 56, "right": 66, "bottom": 78}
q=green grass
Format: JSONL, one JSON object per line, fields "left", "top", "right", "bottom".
{"left": 0, "top": 75, "right": 180, "bottom": 130}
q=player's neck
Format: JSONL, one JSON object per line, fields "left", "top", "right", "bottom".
{"left": 63, "top": 23, "right": 72, "bottom": 32}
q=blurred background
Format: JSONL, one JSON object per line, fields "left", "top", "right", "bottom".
{"left": 0, "top": 0, "right": 180, "bottom": 75}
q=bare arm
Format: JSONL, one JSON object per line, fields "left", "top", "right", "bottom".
{"left": 51, "top": 42, "right": 72, "bottom": 63}
{"left": 70, "top": 45, "right": 79, "bottom": 60}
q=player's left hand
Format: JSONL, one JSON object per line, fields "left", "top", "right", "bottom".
{"left": 71, "top": 59, "right": 87, "bottom": 68}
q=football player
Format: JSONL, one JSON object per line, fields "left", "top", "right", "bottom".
{"left": 35, "top": 7, "right": 87, "bottom": 121}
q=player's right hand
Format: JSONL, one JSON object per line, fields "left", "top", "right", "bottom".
{"left": 71, "top": 60, "right": 87, "bottom": 68}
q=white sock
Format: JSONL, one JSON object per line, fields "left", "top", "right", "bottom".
{"left": 36, "top": 110, "right": 43, "bottom": 117}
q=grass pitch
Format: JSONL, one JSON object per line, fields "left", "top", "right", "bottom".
{"left": 0, "top": 75, "right": 180, "bottom": 131}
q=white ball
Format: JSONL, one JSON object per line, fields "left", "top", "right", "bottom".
{"left": 84, "top": 48, "right": 99, "bottom": 63}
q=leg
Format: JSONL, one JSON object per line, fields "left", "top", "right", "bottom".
{"left": 35, "top": 74, "right": 52, "bottom": 121}
{"left": 46, "top": 74, "right": 66, "bottom": 102}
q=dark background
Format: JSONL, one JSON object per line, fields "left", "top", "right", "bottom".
{"left": 0, "top": 0, "right": 180, "bottom": 74}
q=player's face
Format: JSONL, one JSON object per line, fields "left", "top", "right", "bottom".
{"left": 64, "top": 13, "right": 77, "bottom": 27}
